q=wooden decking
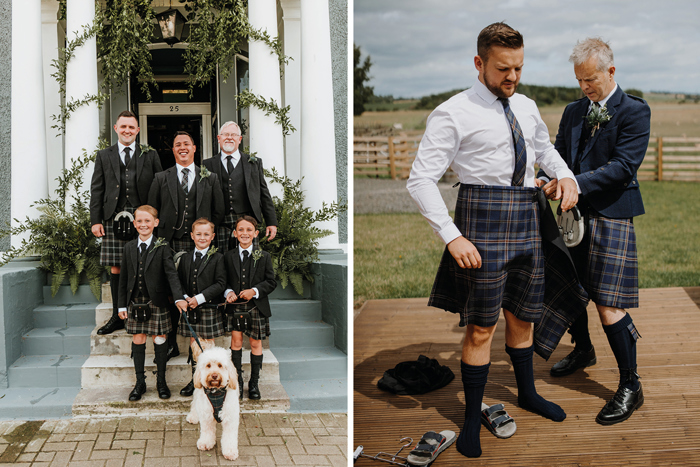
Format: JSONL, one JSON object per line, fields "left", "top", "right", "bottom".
{"left": 354, "top": 287, "right": 700, "bottom": 466}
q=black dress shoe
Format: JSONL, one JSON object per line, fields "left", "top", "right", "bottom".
{"left": 157, "top": 381, "right": 171, "bottom": 399}
{"left": 166, "top": 345, "right": 180, "bottom": 361}
{"left": 180, "top": 380, "right": 195, "bottom": 397}
{"left": 129, "top": 381, "right": 147, "bottom": 401}
{"left": 550, "top": 346, "right": 596, "bottom": 377}
{"left": 248, "top": 381, "right": 261, "bottom": 400}
{"left": 97, "top": 316, "right": 125, "bottom": 335}
{"left": 596, "top": 383, "right": 644, "bottom": 425}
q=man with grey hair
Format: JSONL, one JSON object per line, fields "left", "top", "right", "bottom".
{"left": 203, "top": 121, "right": 278, "bottom": 253}
{"left": 538, "top": 37, "right": 650, "bottom": 425}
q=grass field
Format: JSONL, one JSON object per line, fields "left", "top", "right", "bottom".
{"left": 353, "top": 181, "right": 700, "bottom": 307}
{"left": 355, "top": 98, "right": 700, "bottom": 138}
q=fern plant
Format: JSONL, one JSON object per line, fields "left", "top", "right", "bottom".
{"left": 258, "top": 168, "right": 346, "bottom": 295}
{"left": 0, "top": 141, "right": 109, "bottom": 300}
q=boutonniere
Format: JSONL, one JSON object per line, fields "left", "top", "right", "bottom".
{"left": 202, "top": 246, "right": 218, "bottom": 266}
{"left": 585, "top": 104, "right": 612, "bottom": 138}
{"left": 252, "top": 249, "right": 263, "bottom": 266}
{"left": 199, "top": 165, "right": 212, "bottom": 182}
{"left": 248, "top": 152, "right": 258, "bottom": 164}
{"left": 151, "top": 237, "right": 167, "bottom": 252}
{"left": 139, "top": 143, "right": 154, "bottom": 155}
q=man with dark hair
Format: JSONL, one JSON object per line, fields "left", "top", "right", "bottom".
{"left": 203, "top": 121, "right": 278, "bottom": 253}
{"left": 408, "top": 22, "right": 580, "bottom": 458}
{"left": 148, "top": 131, "right": 224, "bottom": 359}
{"left": 90, "top": 110, "right": 162, "bottom": 335}
{"left": 539, "top": 37, "right": 650, "bottom": 425}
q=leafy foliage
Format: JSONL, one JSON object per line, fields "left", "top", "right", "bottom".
{"left": 236, "top": 90, "right": 296, "bottom": 136}
{"left": 98, "top": 0, "right": 158, "bottom": 101}
{"left": 258, "top": 168, "right": 347, "bottom": 295}
{"left": 354, "top": 44, "right": 374, "bottom": 116}
{"left": 0, "top": 141, "right": 110, "bottom": 300}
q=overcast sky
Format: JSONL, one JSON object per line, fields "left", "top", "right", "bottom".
{"left": 354, "top": 0, "right": 700, "bottom": 98}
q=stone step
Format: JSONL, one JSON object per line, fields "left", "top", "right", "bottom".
{"left": 90, "top": 328, "right": 266, "bottom": 355}
{"left": 269, "top": 320, "right": 335, "bottom": 348}
{"left": 72, "top": 381, "right": 290, "bottom": 417}
{"left": 274, "top": 347, "right": 347, "bottom": 380}
{"left": 0, "top": 387, "right": 80, "bottom": 420}
{"left": 22, "top": 326, "right": 94, "bottom": 356}
{"left": 43, "top": 284, "right": 99, "bottom": 305}
{"left": 8, "top": 355, "right": 89, "bottom": 388}
{"left": 279, "top": 379, "right": 347, "bottom": 413}
{"left": 33, "top": 304, "right": 97, "bottom": 328}
{"left": 81, "top": 350, "right": 281, "bottom": 388}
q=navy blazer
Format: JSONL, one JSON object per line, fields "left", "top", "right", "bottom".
{"left": 203, "top": 153, "right": 278, "bottom": 227}
{"left": 544, "top": 86, "right": 650, "bottom": 219}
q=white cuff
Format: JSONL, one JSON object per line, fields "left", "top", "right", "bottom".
{"left": 253, "top": 287, "right": 259, "bottom": 299}
{"left": 195, "top": 294, "right": 205, "bottom": 305}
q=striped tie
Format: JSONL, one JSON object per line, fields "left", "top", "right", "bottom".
{"left": 181, "top": 168, "right": 189, "bottom": 194}
{"left": 499, "top": 97, "right": 526, "bottom": 187}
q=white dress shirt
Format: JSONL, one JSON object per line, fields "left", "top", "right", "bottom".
{"left": 224, "top": 245, "right": 260, "bottom": 300}
{"left": 176, "top": 162, "right": 196, "bottom": 191}
{"left": 407, "top": 79, "right": 577, "bottom": 245}
{"left": 184, "top": 247, "right": 209, "bottom": 306}
{"left": 117, "top": 142, "right": 136, "bottom": 165}
{"left": 221, "top": 149, "right": 241, "bottom": 172}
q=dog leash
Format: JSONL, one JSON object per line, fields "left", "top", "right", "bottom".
{"left": 181, "top": 310, "right": 204, "bottom": 352}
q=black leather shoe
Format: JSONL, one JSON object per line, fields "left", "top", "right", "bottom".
{"left": 157, "top": 381, "right": 171, "bottom": 399}
{"left": 248, "top": 381, "right": 261, "bottom": 400}
{"left": 97, "top": 316, "right": 124, "bottom": 335}
{"left": 180, "top": 379, "right": 195, "bottom": 397}
{"left": 550, "top": 347, "right": 596, "bottom": 377}
{"left": 166, "top": 345, "right": 180, "bottom": 362}
{"left": 128, "top": 381, "right": 146, "bottom": 401}
{"left": 596, "top": 383, "right": 644, "bottom": 425}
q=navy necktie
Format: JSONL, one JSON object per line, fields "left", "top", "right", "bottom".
{"left": 499, "top": 97, "right": 526, "bottom": 187}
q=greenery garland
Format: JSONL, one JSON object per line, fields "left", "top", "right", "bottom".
{"left": 236, "top": 90, "right": 296, "bottom": 136}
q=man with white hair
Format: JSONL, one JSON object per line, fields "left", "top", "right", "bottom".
{"left": 203, "top": 122, "right": 278, "bottom": 253}
{"left": 538, "top": 37, "right": 651, "bottom": 425}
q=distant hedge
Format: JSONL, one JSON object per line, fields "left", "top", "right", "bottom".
{"left": 414, "top": 84, "right": 587, "bottom": 110}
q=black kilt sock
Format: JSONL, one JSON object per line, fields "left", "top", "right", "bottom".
{"left": 132, "top": 342, "right": 146, "bottom": 383}
{"left": 110, "top": 274, "right": 120, "bottom": 319}
{"left": 456, "top": 361, "right": 489, "bottom": 458}
{"left": 568, "top": 309, "right": 593, "bottom": 351}
{"left": 603, "top": 313, "right": 640, "bottom": 391}
{"left": 168, "top": 305, "right": 180, "bottom": 349}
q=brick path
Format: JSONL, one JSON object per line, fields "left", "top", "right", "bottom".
{"left": 0, "top": 413, "right": 347, "bottom": 466}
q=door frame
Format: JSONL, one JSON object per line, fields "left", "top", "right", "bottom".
{"left": 138, "top": 103, "right": 213, "bottom": 160}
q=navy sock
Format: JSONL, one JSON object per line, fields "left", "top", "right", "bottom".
{"left": 456, "top": 361, "right": 489, "bottom": 458}
{"left": 603, "top": 313, "right": 640, "bottom": 391}
{"left": 506, "top": 345, "right": 566, "bottom": 422}
{"left": 569, "top": 310, "right": 593, "bottom": 351}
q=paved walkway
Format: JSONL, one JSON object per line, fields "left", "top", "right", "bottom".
{"left": 0, "top": 413, "right": 347, "bottom": 466}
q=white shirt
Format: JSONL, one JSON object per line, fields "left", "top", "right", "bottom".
{"left": 407, "top": 79, "right": 577, "bottom": 245}
{"left": 117, "top": 142, "right": 136, "bottom": 165}
{"left": 184, "top": 247, "right": 210, "bottom": 306}
{"left": 221, "top": 150, "right": 241, "bottom": 172}
{"left": 176, "top": 162, "right": 196, "bottom": 191}
{"left": 224, "top": 245, "right": 259, "bottom": 300}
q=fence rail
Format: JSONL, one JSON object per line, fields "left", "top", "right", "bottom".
{"left": 354, "top": 135, "right": 700, "bottom": 182}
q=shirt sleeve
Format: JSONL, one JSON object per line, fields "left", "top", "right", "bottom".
{"left": 531, "top": 105, "right": 580, "bottom": 191}
{"left": 406, "top": 109, "right": 463, "bottom": 245}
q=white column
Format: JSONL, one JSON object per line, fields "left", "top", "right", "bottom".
{"left": 279, "top": 0, "right": 301, "bottom": 181}
{"left": 248, "top": 0, "right": 285, "bottom": 198}
{"left": 11, "top": 0, "right": 49, "bottom": 248}
{"left": 42, "top": 0, "right": 64, "bottom": 195}
{"left": 300, "top": 0, "right": 339, "bottom": 249}
{"left": 65, "top": 0, "right": 99, "bottom": 204}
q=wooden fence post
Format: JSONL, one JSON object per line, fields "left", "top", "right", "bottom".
{"left": 657, "top": 136, "right": 663, "bottom": 181}
{"left": 388, "top": 136, "right": 396, "bottom": 180}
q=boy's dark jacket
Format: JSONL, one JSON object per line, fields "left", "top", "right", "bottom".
{"left": 177, "top": 249, "right": 226, "bottom": 304}
{"left": 118, "top": 238, "right": 184, "bottom": 309}
{"left": 224, "top": 247, "right": 276, "bottom": 317}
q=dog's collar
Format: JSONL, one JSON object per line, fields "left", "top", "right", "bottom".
{"left": 204, "top": 387, "right": 227, "bottom": 423}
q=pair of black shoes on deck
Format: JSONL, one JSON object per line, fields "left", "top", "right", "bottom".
{"left": 550, "top": 346, "right": 643, "bottom": 425}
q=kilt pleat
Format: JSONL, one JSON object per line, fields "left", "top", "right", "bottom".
{"left": 125, "top": 295, "right": 172, "bottom": 335}
{"left": 428, "top": 184, "right": 544, "bottom": 328}
{"left": 178, "top": 304, "right": 225, "bottom": 339}
{"left": 170, "top": 236, "right": 195, "bottom": 254}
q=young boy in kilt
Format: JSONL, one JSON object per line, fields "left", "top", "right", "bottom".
{"left": 177, "top": 218, "right": 227, "bottom": 397}
{"left": 223, "top": 216, "right": 276, "bottom": 400}
{"left": 118, "top": 205, "right": 187, "bottom": 401}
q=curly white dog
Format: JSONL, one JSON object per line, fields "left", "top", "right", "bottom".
{"left": 186, "top": 346, "right": 240, "bottom": 461}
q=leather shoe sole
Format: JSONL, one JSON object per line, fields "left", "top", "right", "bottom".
{"left": 596, "top": 385, "right": 644, "bottom": 425}
{"left": 550, "top": 347, "right": 597, "bottom": 377}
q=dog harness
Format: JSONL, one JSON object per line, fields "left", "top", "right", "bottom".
{"left": 204, "top": 388, "right": 226, "bottom": 423}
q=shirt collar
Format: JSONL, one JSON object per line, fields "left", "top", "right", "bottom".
{"left": 473, "top": 79, "right": 500, "bottom": 106}
{"left": 194, "top": 247, "right": 209, "bottom": 257}
{"left": 176, "top": 162, "right": 196, "bottom": 173}
{"left": 138, "top": 235, "right": 153, "bottom": 248}
{"left": 117, "top": 142, "right": 136, "bottom": 155}
{"left": 238, "top": 245, "right": 253, "bottom": 257}
{"left": 590, "top": 83, "right": 618, "bottom": 110}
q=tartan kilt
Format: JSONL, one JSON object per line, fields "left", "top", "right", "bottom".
{"left": 223, "top": 303, "right": 270, "bottom": 341}
{"left": 125, "top": 295, "right": 172, "bottom": 336}
{"left": 215, "top": 212, "right": 238, "bottom": 252}
{"left": 178, "top": 304, "right": 225, "bottom": 339}
{"left": 571, "top": 213, "right": 639, "bottom": 309}
{"left": 429, "top": 184, "right": 544, "bottom": 328}
{"left": 170, "top": 236, "right": 195, "bottom": 254}
{"left": 100, "top": 206, "right": 137, "bottom": 266}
